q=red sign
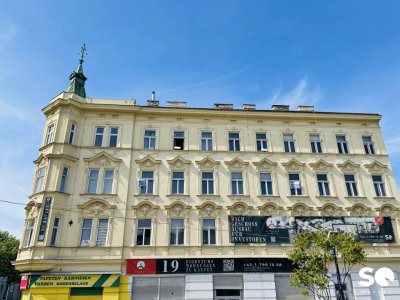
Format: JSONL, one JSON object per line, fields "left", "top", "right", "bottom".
{"left": 20, "top": 275, "right": 29, "bottom": 290}
{"left": 126, "top": 259, "right": 156, "bottom": 275}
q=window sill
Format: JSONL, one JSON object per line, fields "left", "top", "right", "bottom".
{"left": 197, "top": 194, "right": 220, "bottom": 198}
{"left": 316, "top": 196, "right": 339, "bottom": 200}
{"left": 257, "top": 195, "right": 279, "bottom": 199}
{"left": 373, "top": 196, "right": 396, "bottom": 201}
{"left": 80, "top": 193, "right": 117, "bottom": 198}
{"left": 228, "top": 195, "right": 250, "bottom": 200}
{"left": 166, "top": 194, "right": 190, "bottom": 199}
{"left": 344, "top": 196, "right": 367, "bottom": 201}
{"left": 135, "top": 194, "right": 159, "bottom": 197}
{"left": 287, "top": 195, "right": 309, "bottom": 201}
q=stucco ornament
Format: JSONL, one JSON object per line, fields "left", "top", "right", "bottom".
{"left": 140, "top": 204, "right": 151, "bottom": 217}
{"left": 88, "top": 202, "right": 107, "bottom": 215}
{"left": 264, "top": 205, "right": 277, "bottom": 215}
{"left": 322, "top": 205, "right": 336, "bottom": 216}
{"left": 351, "top": 205, "right": 366, "bottom": 216}
{"left": 172, "top": 204, "right": 184, "bottom": 216}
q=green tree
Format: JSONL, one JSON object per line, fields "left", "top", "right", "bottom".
{"left": 288, "top": 230, "right": 366, "bottom": 300}
{"left": 0, "top": 229, "right": 20, "bottom": 282}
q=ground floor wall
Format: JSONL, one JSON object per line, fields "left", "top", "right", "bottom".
{"left": 19, "top": 268, "right": 400, "bottom": 300}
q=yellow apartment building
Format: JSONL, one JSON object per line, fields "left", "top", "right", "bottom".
{"left": 14, "top": 59, "right": 400, "bottom": 300}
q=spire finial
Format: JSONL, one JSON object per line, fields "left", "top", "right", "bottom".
{"left": 79, "top": 43, "right": 87, "bottom": 64}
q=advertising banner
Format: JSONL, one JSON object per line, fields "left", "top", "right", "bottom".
{"left": 37, "top": 197, "right": 52, "bottom": 241}
{"left": 29, "top": 274, "right": 120, "bottom": 288}
{"left": 229, "top": 216, "right": 394, "bottom": 244}
{"left": 126, "top": 257, "right": 294, "bottom": 275}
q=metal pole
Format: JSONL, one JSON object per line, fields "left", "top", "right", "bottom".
{"left": 333, "top": 246, "right": 345, "bottom": 300}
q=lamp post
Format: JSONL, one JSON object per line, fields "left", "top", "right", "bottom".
{"left": 328, "top": 231, "right": 346, "bottom": 300}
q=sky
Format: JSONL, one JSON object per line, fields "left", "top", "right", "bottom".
{"left": 1, "top": 1, "right": 400, "bottom": 237}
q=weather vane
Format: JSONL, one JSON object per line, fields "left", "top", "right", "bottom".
{"left": 79, "top": 43, "right": 87, "bottom": 63}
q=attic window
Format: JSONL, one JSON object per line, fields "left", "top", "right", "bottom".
{"left": 173, "top": 131, "right": 185, "bottom": 150}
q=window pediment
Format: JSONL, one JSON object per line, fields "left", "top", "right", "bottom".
{"left": 84, "top": 151, "right": 122, "bottom": 167}
{"left": 346, "top": 204, "right": 371, "bottom": 216}
{"left": 377, "top": 204, "right": 399, "bottom": 218}
{"left": 132, "top": 201, "right": 159, "bottom": 218}
{"left": 365, "top": 160, "right": 387, "bottom": 173}
{"left": 337, "top": 160, "right": 360, "bottom": 172}
{"left": 165, "top": 201, "right": 191, "bottom": 218}
{"left": 317, "top": 203, "right": 342, "bottom": 216}
{"left": 282, "top": 159, "right": 305, "bottom": 172}
{"left": 195, "top": 157, "right": 220, "bottom": 170}
{"left": 253, "top": 158, "right": 277, "bottom": 171}
{"left": 225, "top": 157, "right": 248, "bottom": 170}
{"left": 78, "top": 199, "right": 116, "bottom": 215}
{"left": 33, "top": 154, "right": 49, "bottom": 167}
{"left": 196, "top": 202, "right": 222, "bottom": 217}
{"left": 289, "top": 203, "right": 312, "bottom": 216}
{"left": 258, "top": 203, "right": 283, "bottom": 215}
{"left": 167, "top": 156, "right": 191, "bottom": 170}
{"left": 227, "top": 202, "right": 253, "bottom": 215}
{"left": 136, "top": 155, "right": 162, "bottom": 168}
{"left": 309, "top": 159, "right": 333, "bottom": 171}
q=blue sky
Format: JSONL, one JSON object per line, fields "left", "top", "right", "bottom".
{"left": 1, "top": 1, "right": 400, "bottom": 237}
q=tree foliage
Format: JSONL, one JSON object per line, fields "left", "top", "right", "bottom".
{"left": 288, "top": 230, "right": 366, "bottom": 300}
{"left": 0, "top": 229, "right": 20, "bottom": 282}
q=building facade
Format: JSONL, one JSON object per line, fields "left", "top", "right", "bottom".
{"left": 14, "top": 60, "right": 400, "bottom": 300}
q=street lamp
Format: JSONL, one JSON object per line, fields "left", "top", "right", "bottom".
{"left": 328, "top": 231, "right": 346, "bottom": 300}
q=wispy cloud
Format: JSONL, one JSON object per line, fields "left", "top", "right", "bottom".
{"left": 0, "top": 99, "right": 32, "bottom": 120}
{"left": 386, "top": 135, "right": 400, "bottom": 155}
{"left": 0, "top": 23, "right": 17, "bottom": 51}
{"left": 268, "top": 78, "right": 323, "bottom": 107}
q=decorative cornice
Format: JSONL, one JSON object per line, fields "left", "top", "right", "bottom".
{"left": 253, "top": 158, "right": 277, "bottom": 171}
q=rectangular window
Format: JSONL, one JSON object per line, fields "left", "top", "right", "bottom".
{"left": 202, "top": 219, "right": 216, "bottom": 245}
{"left": 317, "top": 174, "right": 331, "bottom": 196}
{"left": 172, "top": 171, "right": 185, "bottom": 194}
{"left": 201, "top": 131, "right": 213, "bottom": 151}
{"left": 372, "top": 175, "right": 386, "bottom": 197}
{"left": 173, "top": 130, "right": 185, "bottom": 150}
{"left": 310, "top": 134, "right": 322, "bottom": 153}
{"left": 231, "top": 172, "right": 244, "bottom": 195}
{"left": 136, "top": 219, "right": 151, "bottom": 246}
{"left": 80, "top": 219, "right": 92, "bottom": 247}
{"left": 96, "top": 219, "right": 108, "bottom": 246}
{"left": 363, "top": 136, "right": 375, "bottom": 154}
{"left": 289, "top": 173, "right": 302, "bottom": 196}
{"left": 87, "top": 169, "right": 99, "bottom": 193}
{"left": 108, "top": 127, "right": 119, "bottom": 147}
{"left": 336, "top": 135, "right": 348, "bottom": 154}
{"left": 102, "top": 169, "right": 114, "bottom": 194}
{"left": 94, "top": 127, "right": 104, "bottom": 147}
{"left": 45, "top": 124, "right": 54, "bottom": 145}
{"left": 256, "top": 133, "right": 268, "bottom": 152}
{"left": 144, "top": 130, "right": 156, "bottom": 149}
{"left": 345, "top": 174, "right": 358, "bottom": 196}
{"left": 23, "top": 219, "right": 35, "bottom": 247}
{"left": 283, "top": 133, "right": 295, "bottom": 152}
{"left": 260, "top": 172, "right": 273, "bottom": 195}
{"left": 170, "top": 219, "right": 184, "bottom": 245}
{"left": 50, "top": 217, "right": 60, "bottom": 246}
{"left": 201, "top": 172, "right": 214, "bottom": 194}
{"left": 68, "top": 123, "right": 76, "bottom": 144}
{"left": 228, "top": 132, "right": 240, "bottom": 151}
{"left": 34, "top": 167, "right": 46, "bottom": 194}
{"left": 59, "top": 167, "right": 69, "bottom": 193}
{"left": 140, "top": 171, "right": 154, "bottom": 194}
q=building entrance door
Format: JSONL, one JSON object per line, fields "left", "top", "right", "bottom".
{"left": 214, "top": 289, "right": 242, "bottom": 300}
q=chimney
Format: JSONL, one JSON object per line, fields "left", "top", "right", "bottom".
{"left": 271, "top": 105, "right": 290, "bottom": 111}
{"left": 242, "top": 104, "right": 256, "bottom": 110}
{"left": 297, "top": 105, "right": 315, "bottom": 112}
{"left": 213, "top": 103, "right": 233, "bottom": 110}
{"left": 147, "top": 91, "right": 159, "bottom": 107}
{"left": 166, "top": 101, "right": 187, "bottom": 108}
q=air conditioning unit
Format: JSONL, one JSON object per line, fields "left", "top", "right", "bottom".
{"left": 174, "top": 146, "right": 182, "bottom": 150}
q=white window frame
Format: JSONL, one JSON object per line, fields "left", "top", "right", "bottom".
{"left": 372, "top": 174, "right": 387, "bottom": 197}
{"left": 68, "top": 123, "right": 76, "bottom": 144}
{"left": 34, "top": 167, "right": 46, "bottom": 194}
{"left": 344, "top": 174, "right": 358, "bottom": 197}
{"left": 22, "top": 218, "right": 35, "bottom": 247}
{"left": 102, "top": 169, "right": 115, "bottom": 194}
{"left": 173, "top": 130, "right": 185, "bottom": 150}
{"left": 171, "top": 171, "right": 185, "bottom": 194}
{"left": 288, "top": 173, "right": 302, "bottom": 196}
{"left": 80, "top": 218, "right": 93, "bottom": 247}
{"left": 316, "top": 173, "right": 331, "bottom": 196}
{"left": 231, "top": 171, "right": 244, "bottom": 195}
{"left": 310, "top": 133, "right": 322, "bottom": 153}
{"left": 136, "top": 219, "right": 152, "bottom": 246}
{"left": 170, "top": 218, "right": 185, "bottom": 245}
{"left": 336, "top": 135, "right": 349, "bottom": 154}
{"left": 201, "top": 131, "right": 213, "bottom": 151}
{"left": 362, "top": 136, "right": 375, "bottom": 155}
{"left": 108, "top": 127, "right": 119, "bottom": 147}
{"left": 50, "top": 217, "right": 60, "bottom": 246}
{"left": 139, "top": 171, "right": 154, "bottom": 195}
{"left": 59, "top": 166, "right": 69, "bottom": 193}
{"left": 283, "top": 133, "right": 295, "bottom": 153}
{"left": 201, "top": 171, "right": 214, "bottom": 195}
{"left": 228, "top": 132, "right": 241, "bottom": 151}
{"left": 87, "top": 169, "right": 100, "bottom": 194}
{"left": 256, "top": 132, "right": 268, "bottom": 152}
{"left": 202, "top": 218, "right": 216, "bottom": 245}
{"left": 143, "top": 129, "right": 157, "bottom": 150}
{"left": 45, "top": 124, "right": 55, "bottom": 145}
{"left": 95, "top": 218, "right": 109, "bottom": 246}
{"left": 260, "top": 172, "right": 273, "bottom": 196}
